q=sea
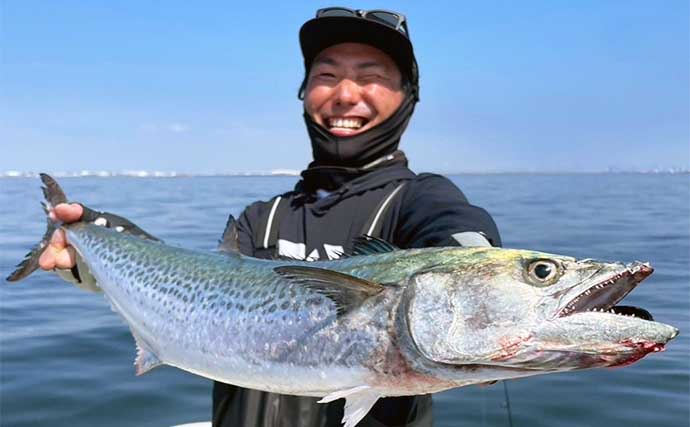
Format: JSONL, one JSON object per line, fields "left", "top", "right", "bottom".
{"left": 1, "top": 174, "right": 688, "bottom": 427}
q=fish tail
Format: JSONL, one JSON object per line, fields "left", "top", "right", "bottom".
{"left": 6, "top": 174, "right": 68, "bottom": 282}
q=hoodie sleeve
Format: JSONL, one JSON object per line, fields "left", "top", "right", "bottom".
{"left": 233, "top": 202, "right": 261, "bottom": 257}
{"left": 232, "top": 196, "right": 286, "bottom": 258}
{"left": 394, "top": 173, "right": 502, "bottom": 248}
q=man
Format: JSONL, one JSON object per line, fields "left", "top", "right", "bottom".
{"left": 39, "top": 7, "right": 501, "bottom": 427}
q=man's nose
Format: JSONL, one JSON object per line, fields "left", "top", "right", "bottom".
{"left": 332, "top": 79, "right": 362, "bottom": 106}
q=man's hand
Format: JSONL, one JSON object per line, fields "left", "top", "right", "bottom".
{"left": 38, "top": 203, "right": 83, "bottom": 271}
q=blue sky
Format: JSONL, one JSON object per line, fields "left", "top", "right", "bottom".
{"left": 2, "top": 1, "right": 688, "bottom": 173}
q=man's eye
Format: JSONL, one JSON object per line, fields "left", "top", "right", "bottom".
{"left": 316, "top": 73, "right": 336, "bottom": 79}
{"left": 360, "top": 74, "right": 385, "bottom": 82}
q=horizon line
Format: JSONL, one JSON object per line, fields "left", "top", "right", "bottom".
{"left": 2, "top": 169, "right": 688, "bottom": 178}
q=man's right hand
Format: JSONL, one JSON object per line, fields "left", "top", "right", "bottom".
{"left": 38, "top": 203, "right": 83, "bottom": 271}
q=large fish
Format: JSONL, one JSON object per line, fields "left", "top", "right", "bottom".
{"left": 7, "top": 174, "right": 679, "bottom": 427}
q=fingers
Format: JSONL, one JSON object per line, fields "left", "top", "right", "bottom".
{"left": 38, "top": 229, "right": 77, "bottom": 270}
{"left": 54, "top": 245, "right": 77, "bottom": 269}
{"left": 50, "top": 227, "right": 68, "bottom": 248}
{"left": 52, "top": 203, "right": 83, "bottom": 223}
{"left": 38, "top": 246, "right": 56, "bottom": 270}
{"left": 39, "top": 203, "right": 83, "bottom": 271}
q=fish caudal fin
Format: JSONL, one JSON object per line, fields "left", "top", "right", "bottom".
{"left": 319, "top": 386, "right": 381, "bottom": 427}
{"left": 5, "top": 218, "right": 56, "bottom": 282}
{"left": 6, "top": 174, "right": 68, "bottom": 282}
{"left": 39, "top": 173, "right": 68, "bottom": 207}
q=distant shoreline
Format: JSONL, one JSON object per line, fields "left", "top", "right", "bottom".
{"left": 2, "top": 170, "right": 688, "bottom": 178}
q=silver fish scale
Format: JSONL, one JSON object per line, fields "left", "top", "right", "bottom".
{"left": 66, "top": 223, "right": 393, "bottom": 393}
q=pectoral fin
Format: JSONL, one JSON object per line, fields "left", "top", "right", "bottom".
{"left": 274, "top": 266, "right": 384, "bottom": 315}
{"left": 319, "top": 386, "right": 381, "bottom": 427}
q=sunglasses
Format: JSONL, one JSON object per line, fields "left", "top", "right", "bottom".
{"left": 315, "top": 7, "right": 410, "bottom": 38}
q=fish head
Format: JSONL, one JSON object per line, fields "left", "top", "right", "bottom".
{"left": 404, "top": 247, "right": 678, "bottom": 373}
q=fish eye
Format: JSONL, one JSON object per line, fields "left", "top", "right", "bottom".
{"left": 527, "top": 259, "right": 561, "bottom": 285}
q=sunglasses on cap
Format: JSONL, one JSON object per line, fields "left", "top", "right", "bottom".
{"left": 315, "top": 7, "right": 410, "bottom": 38}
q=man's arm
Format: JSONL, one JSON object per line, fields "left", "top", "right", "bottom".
{"left": 394, "top": 173, "right": 502, "bottom": 249}
{"left": 226, "top": 200, "right": 268, "bottom": 257}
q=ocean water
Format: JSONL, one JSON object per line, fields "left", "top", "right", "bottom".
{"left": 1, "top": 174, "right": 688, "bottom": 427}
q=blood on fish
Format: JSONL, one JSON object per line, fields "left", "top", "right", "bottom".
{"left": 490, "top": 334, "right": 533, "bottom": 362}
{"left": 608, "top": 341, "right": 666, "bottom": 369}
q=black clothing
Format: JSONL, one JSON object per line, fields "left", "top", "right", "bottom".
{"left": 299, "top": 150, "right": 408, "bottom": 194}
{"left": 304, "top": 93, "right": 416, "bottom": 168}
{"left": 212, "top": 160, "right": 501, "bottom": 427}
{"left": 239, "top": 163, "right": 500, "bottom": 258}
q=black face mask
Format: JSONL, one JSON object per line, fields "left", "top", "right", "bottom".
{"left": 303, "top": 92, "right": 417, "bottom": 168}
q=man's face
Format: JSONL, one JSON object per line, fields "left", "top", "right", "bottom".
{"left": 304, "top": 43, "right": 405, "bottom": 137}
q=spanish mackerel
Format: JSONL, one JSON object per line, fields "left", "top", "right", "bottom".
{"left": 7, "top": 174, "right": 679, "bottom": 427}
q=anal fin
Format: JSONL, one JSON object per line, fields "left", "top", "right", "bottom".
{"left": 319, "top": 385, "right": 381, "bottom": 427}
{"left": 132, "top": 332, "right": 163, "bottom": 376}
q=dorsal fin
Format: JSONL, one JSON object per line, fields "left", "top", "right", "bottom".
{"left": 348, "top": 235, "right": 399, "bottom": 257}
{"left": 218, "top": 214, "right": 240, "bottom": 255}
{"left": 274, "top": 266, "right": 384, "bottom": 316}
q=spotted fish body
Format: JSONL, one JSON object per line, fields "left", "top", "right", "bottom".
{"left": 72, "top": 222, "right": 404, "bottom": 395}
{"left": 7, "top": 175, "right": 679, "bottom": 427}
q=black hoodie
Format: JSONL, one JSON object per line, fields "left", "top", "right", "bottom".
{"left": 235, "top": 160, "right": 501, "bottom": 260}
{"left": 213, "top": 70, "right": 501, "bottom": 427}
{"left": 212, "top": 156, "right": 502, "bottom": 427}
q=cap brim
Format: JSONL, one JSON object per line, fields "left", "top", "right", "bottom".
{"left": 299, "top": 16, "right": 414, "bottom": 79}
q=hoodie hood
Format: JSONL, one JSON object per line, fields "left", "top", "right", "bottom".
{"left": 304, "top": 92, "right": 416, "bottom": 168}
{"left": 295, "top": 158, "right": 415, "bottom": 215}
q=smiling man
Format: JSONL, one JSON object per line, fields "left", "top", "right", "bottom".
{"left": 39, "top": 7, "right": 502, "bottom": 427}
{"left": 211, "top": 8, "right": 502, "bottom": 427}
{"left": 306, "top": 43, "right": 405, "bottom": 138}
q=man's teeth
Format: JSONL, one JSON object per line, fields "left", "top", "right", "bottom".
{"left": 328, "top": 118, "right": 364, "bottom": 129}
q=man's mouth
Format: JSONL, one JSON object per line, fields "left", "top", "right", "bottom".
{"left": 327, "top": 117, "right": 369, "bottom": 135}
{"left": 557, "top": 262, "right": 654, "bottom": 320}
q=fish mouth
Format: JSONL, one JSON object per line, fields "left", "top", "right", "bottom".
{"left": 557, "top": 262, "right": 654, "bottom": 320}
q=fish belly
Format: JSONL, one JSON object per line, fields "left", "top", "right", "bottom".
{"left": 67, "top": 227, "right": 377, "bottom": 396}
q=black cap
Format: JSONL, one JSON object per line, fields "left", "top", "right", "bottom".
{"left": 299, "top": 13, "right": 419, "bottom": 100}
